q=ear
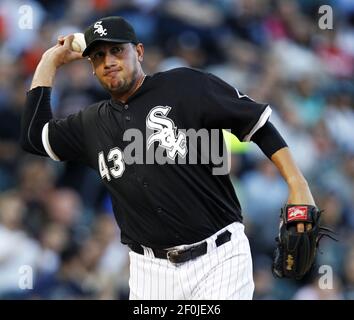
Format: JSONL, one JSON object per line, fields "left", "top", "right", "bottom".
{"left": 136, "top": 43, "right": 144, "bottom": 62}
{"left": 88, "top": 57, "right": 96, "bottom": 75}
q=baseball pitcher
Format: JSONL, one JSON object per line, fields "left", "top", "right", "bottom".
{"left": 20, "top": 17, "right": 332, "bottom": 299}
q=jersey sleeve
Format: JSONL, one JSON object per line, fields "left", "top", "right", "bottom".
{"left": 41, "top": 111, "right": 87, "bottom": 163}
{"left": 201, "top": 72, "right": 272, "bottom": 141}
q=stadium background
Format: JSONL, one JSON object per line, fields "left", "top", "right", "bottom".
{"left": 0, "top": 0, "right": 353, "bottom": 300}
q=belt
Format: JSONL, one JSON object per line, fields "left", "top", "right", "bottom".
{"left": 128, "top": 229, "right": 232, "bottom": 264}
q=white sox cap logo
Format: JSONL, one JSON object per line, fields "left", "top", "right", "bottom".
{"left": 93, "top": 21, "right": 107, "bottom": 37}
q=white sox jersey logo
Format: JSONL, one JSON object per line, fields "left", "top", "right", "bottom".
{"left": 146, "top": 106, "right": 187, "bottom": 160}
{"left": 93, "top": 21, "right": 107, "bottom": 36}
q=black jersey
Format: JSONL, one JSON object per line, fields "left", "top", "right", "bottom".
{"left": 42, "top": 68, "right": 271, "bottom": 248}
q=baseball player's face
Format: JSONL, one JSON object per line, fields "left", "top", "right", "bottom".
{"left": 88, "top": 42, "right": 144, "bottom": 95}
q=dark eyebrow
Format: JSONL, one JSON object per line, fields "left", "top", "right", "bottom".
{"left": 111, "top": 43, "right": 126, "bottom": 49}
{"left": 89, "top": 47, "right": 103, "bottom": 56}
{"left": 90, "top": 43, "right": 128, "bottom": 57}
{"left": 90, "top": 50, "right": 103, "bottom": 59}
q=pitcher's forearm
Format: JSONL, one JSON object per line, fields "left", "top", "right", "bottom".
{"left": 271, "top": 147, "right": 305, "bottom": 185}
{"left": 271, "top": 147, "right": 315, "bottom": 205}
{"left": 287, "top": 182, "right": 315, "bottom": 205}
{"left": 30, "top": 58, "right": 58, "bottom": 90}
{"left": 30, "top": 35, "right": 82, "bottom": 90}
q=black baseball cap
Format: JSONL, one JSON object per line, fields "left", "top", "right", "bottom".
{"left": 82, "top": 16, "right": 139, "bottom": 57}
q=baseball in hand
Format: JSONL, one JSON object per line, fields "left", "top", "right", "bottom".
{"left": 71, "top": 33, "right": 86, "bottom": 53}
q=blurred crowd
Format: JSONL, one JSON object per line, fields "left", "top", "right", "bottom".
{"left": 0, "top": 0, "right": 353, "bottom": 300}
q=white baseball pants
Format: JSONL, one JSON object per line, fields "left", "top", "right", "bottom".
{"left": 128, "top": 222, "right": 254, "bottom": 300}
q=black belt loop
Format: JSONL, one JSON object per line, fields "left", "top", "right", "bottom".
{"left": 129, "top": 229, "right": 232, "bottom": 264}
{"left": 215, "top": 230, "right": 231, "bottom": 247}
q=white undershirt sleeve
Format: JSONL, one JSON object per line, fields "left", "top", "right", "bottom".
{"left": 243, "top": 105, "right": 272, "bottom": 142}
{"left": 41, "top": 122, "right": 60, "bottom": 161}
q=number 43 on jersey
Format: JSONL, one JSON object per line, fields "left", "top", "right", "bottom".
{"left": 98, "top": 148, "right": 125, "bottom": 181}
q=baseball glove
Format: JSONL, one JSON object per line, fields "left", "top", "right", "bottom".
{"left": 272, "top": 204, "right": 336, "bottom": 280}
